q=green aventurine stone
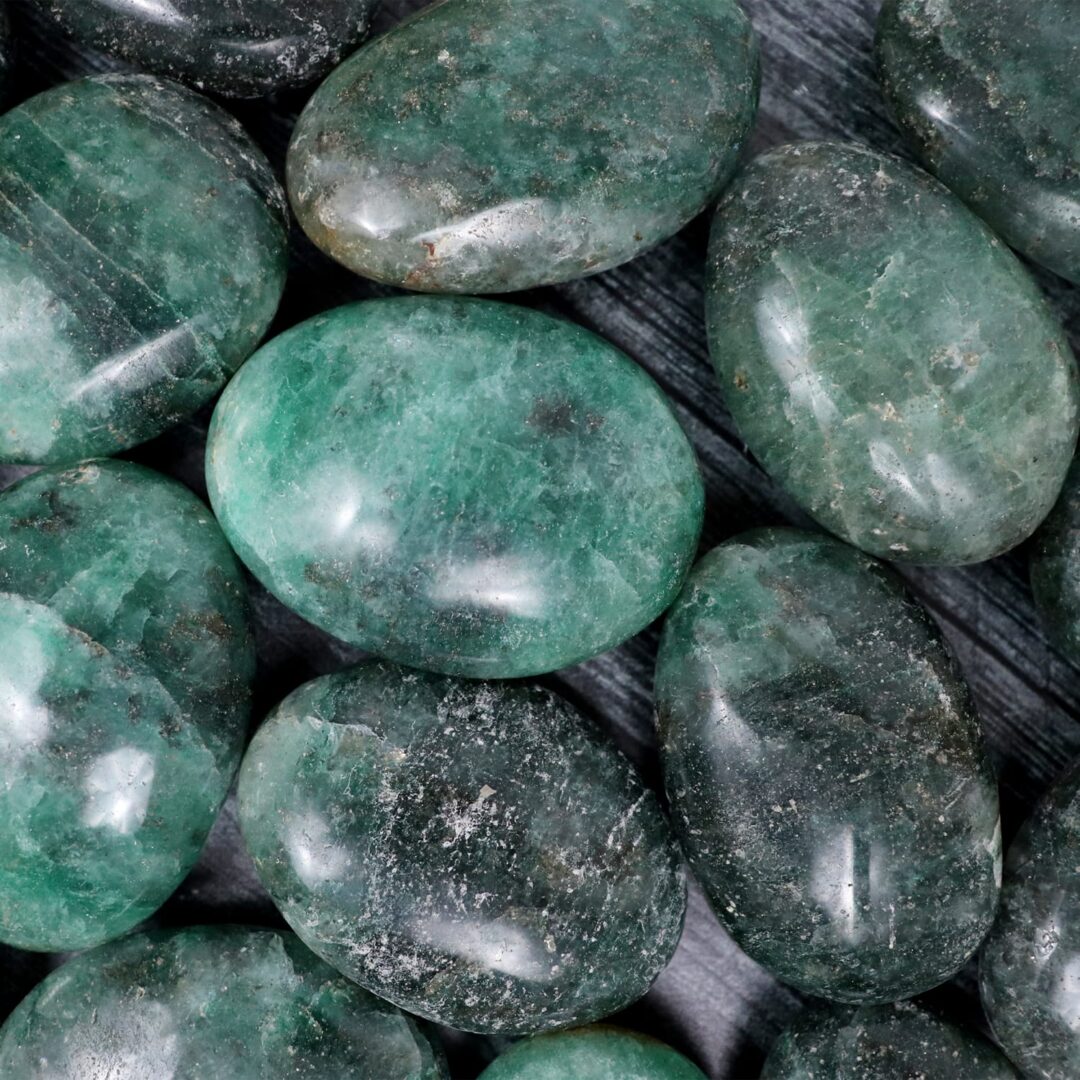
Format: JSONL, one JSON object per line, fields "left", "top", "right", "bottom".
{"left": 206, "top": 297, "right": 703, "bottom": 678}
{"left": 706, "top": 141, "right": 1078, "bottom": 565}
{"left": 0, "top": 461, "right": 253, "bottom": 951}
{"left": 0, "top": 74, "right": 287, "bottom": 465}
{"left": 237, "top": 662, "right": 686, "bottom": 1035}
{"left": 286, "top": 0, "right": 759, "bottom": 293}
{"left": 1031, "top": 458, "right": 1080, "bottom": 658}
{"left": 0, "top": 926, "right": 448, "bottom": 1078}
{"left": 877, "top": 0, "right": 1080, "bottom": 286}
{"left": 654, "top": 528, "right": 1001, "bottom": 1003}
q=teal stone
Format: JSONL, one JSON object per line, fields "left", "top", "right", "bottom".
{"left": 207, "top": 297, "right": 703, "bottom": 678}
{"left": 0, "top": 460, "right": 253, "bottom": 951}
{"left": 0, "top": 925, "right": 448, "bottom": 1078}
{"left": 237, "top": 662, "right": 686, "bottom": 1035}
{"left": 706, "top": 141, "right": 1079, "bottom": 565}
{"left": 0, "top": 74, "right": 288, "bottom": 465}
{"left": 286, "top": 0, "right": 759, "bottom": 293}
{"left": 654, "top": 528, "right": 1001, "bottom": 1003}
{"left": 877, "top": 0, "right": 1080, "bottom": 285}
{"left": 1031, "top": 457, "right": 1080, "bottom": 659}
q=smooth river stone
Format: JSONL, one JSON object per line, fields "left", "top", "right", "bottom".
{"left": 877, "top": 0, "right": 1080, "bottom": 286}
{"left": 0, "top": 74, "right": 287, "bottom": 465}
{"left": 238, "top": 662, "right": 686, "bottom": 1034}
{"left": 207, "top": 297, "right": 703, "bottom": 678}
{"left": 0, "top": 460, "right": 253, "bottom": 951}
{"left": 286, "top": 0, "right": 760, "bottom": 293}
{"left": 1031, "top": 458, "right": 1080, "bottom": 659}
{"left": 0, "top": 926, "right": 448, "bottom": 1079}
{"left": 654, "top": 528, "right": 1001, "bottom": 1002}
{"left": 706, "top": 140, "right": 1078, "bottom": 565}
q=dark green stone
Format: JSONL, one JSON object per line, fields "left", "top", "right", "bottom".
{"left": 207, "top": 297, "right": 703, "bottom": 678}
{"left": 0, "top": 460, "right": 253, "bottom": 951}
{"left": 706, "top": 141, "right": 1078, "bottom": 565}
{"left": 877, "top": 0, "right": 1080, "bottom": 285}
{"left": 287, "top": 0, "right": 759, "bottom": 293}
{"left": 0, "top": 926, "right": 448, "bottom": 1078}
{"left": 654, "top": 528, "right": 1001, "bottom": 1003}
{"left": 1031, "top": 457, "right": 1080, "bottom": 658}
{"left": 0, "top": 74, "right": 287, "bottom": 465}
{"left": 238, "top": 662, "right": 686, "bottom": 1035}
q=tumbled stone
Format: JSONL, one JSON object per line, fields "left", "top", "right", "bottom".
{"left": 706, "top": 141, "right": 1078, "bottom": 565}
{"left": 207, "top": 297, "right": 703, "bottom": 678}
{"left": 654, "top": 528, "right": 1001, "bottom": 1002}
{"left": 0, "top": 925, "right": 448, "bottom": 1078}
{"left": 877, "top": 0, "right": 1080, "bottom": 285}
{"left": 0, "top": 460, "right": 253, "bottom": 951}
{"left": 238, "top": 662, "right": 686, "bottom": 1034}
{"left": 0, "top": 74, "right": 287, "bottom": 465}
{"left": 1031, "top": 458, "right": 1080, "bottom": 659}
{"left": 287, "top": 0, "right": 759, "bottom": 293}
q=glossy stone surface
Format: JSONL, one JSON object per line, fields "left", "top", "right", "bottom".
{"left": 287, "top": 0, "right": 759, "bottom": 293}
{"left": 0, "top": 926, "right": 448, "bottom": 1078}
{"left": 0, "top": 74, "right": 287, "bottom": 465}
{"left": 238, "top": 662, "right": 686, "bottom": 1034}
{"left": 0, "top": 460, "right": 253, "bottom": 951}
{"left": 706, "top": 141, "right": 1078, "bottom": 565}
{"left": 877, "top": 0, "right": 1080, "bottom": 285}
{"left": 33, "top": 0, "right": 380, "bottom": 98}
{"left": 654, "top": 528, "right": 1001, "bottom": 1003}
{"left": 207, "top": 297, "right": 703, "bottom": 678}
{"left": 1031, "top": 458, "right": 1080, "bottom": 659}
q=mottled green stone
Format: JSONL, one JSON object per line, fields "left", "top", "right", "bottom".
{"left": 706, "top": 141, "right": 1078, "bottom": 565}
{"left": 0, "top": 74, "right": 287, "bottom": 465}
{"left": 0, "top": 460, "right": 253, "bottom": 951}
{"left": 877, "top": 0, "right": 1080, "bottom": 285}
{"left": 238, "top": 662, "right": 686, "bottom": 1034}
{"left": 1031, "top": 457, "right": 1080, "bottom": 659}
{"left": 207, "top": 297, "right": 703, "bottom": 678}
{"left": 654, "top": 528, "right": 1001, "bottom": 1003}
{"left": 287, "top": 0, "right": 759, "bottom": 293}
{"left": 0, "top": 926, "right": 448, "bottom": 1078}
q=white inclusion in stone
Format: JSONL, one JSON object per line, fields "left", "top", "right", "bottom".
{"left": 81, "top": 746, "right": 156, "bottom": 835}
{"left": 284, "top": 807, "right": 350, "bottom": 889}
{"left": 430, "top": 555, "right": 545, "bottom": 618}
{"left": 0, "top": 617, "right": 53, "bottom": 771}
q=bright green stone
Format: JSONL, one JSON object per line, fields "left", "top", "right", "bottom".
{"left": 207, "top": 297, "right": 703, "bottom": 678}
{"left": 654, "top": 528, "right": 1001, "bottom": 1002}
{"left": 706, "top": 141, "right": 1078, "bottom": 565}
{"left": 1031, "top": 457, "right": 1080, "bottom": 658}
{"left": 0, "top": 460, "right": 253, "bottom": 951}
{"left": 0, "top": 74, "right": 287, "bottom": 465}
{"left": 238, "top": 662, "right": 686, "bottom": 1035}
{"left": 0, "top": 926, "right": 448, "bottom": 1078}
{"left": 287, "top": 0, "right": 759, "bottom": 293}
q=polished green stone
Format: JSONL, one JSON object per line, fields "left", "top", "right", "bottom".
{"left": 0, "top": 460, "right": 253, "bottom": 951}
{"left": 287, "top": 0, "right": 759, "bottom": 293}
{"left": 877, "top": 0, "right": 1080, "bottom": 285}
{"left": 654, "top": 528, "right": 1001, "bottom": 1003}
{"left": 238, "top": 662, "right": 686, "bottom": 1035}
{"left": 0, "top": 925, "right": 448, "bottom": 1078}
{"left": 706, "top": 141, "right": 1078, "bottom": 565}
{"left": 207, "top": 297, "right": 703, "bottom": 678}
{"left": 0, "top": 74, "right": 287, "bottom": 465}
{"left": 1031, "top": 457, "right": 1080, "bottom": 658}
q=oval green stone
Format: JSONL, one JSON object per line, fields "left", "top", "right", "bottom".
{"left": 0, "top": 460, "right": 253, "bottom": 951}
{"left": 0, "top": 74, "right": 287, "bottom": 465}
{"left": 1031, "top": 457, "right": 1080, "bottom": 658}
{"left": 286, "top": 0, "right": 759, "bottom": 293}
{"left": 654, "top": 528, "right": 1001, "bottom": 1002}
{"left": 237, "top": 662, "right": 686, "bottom": 1035}
{"left": 206, "top": 297, "right": 703, "bottom": 678}
{"left": 0, "top": 926, "right": 448, "bottom": 1078}
{"left": 706, "top": 141, "right": 1078, "bottom": 565}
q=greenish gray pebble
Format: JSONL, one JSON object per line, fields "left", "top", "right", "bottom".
{"left": 1031, "top": 457, "right": 1080, "bottom": 659}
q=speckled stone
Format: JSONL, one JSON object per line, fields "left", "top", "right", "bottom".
{"left": 706, "top": 141, "right": 1078, "bottom": 565}
{"left": 654, "top": 528, "right": 1001, "bottom": 1003}
{"left": 762, "top": 1002, "right": 1018, "bottom": 1079}
{"left": 0, "top": 74, "right": 287, "bottom": 465}
{"left": 877, "top": 0, "right": 1080, "bottom": 286}
{"left": 287, "top": 0, "right": 759, "bottom": 293}
{"left": 0, "top": 926, "right": 448, "bottom": 1078}
{"left": 33, "top": 1, "right": 380, "bottom": 98}
{"left": 1031, "top": 458, "right": 1080, "bottom": 659}
{"left": 207, "top": 297, "right": 703, "bottom": 678}
{"left": 0, "top": 460, "right": 253, "bottom": 952}
{"left": 238, "top": 662, "right": 686, "bottom": 1035}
